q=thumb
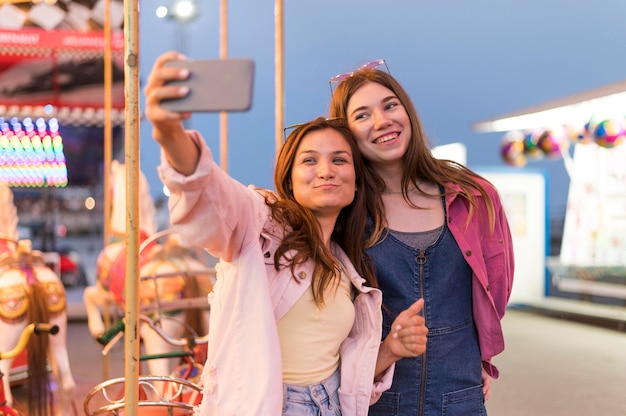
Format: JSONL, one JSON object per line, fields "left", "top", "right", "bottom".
{"left": 406, "top": 298, "right": 424, "bottom": 315}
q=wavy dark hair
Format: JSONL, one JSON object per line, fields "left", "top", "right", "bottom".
{"left": 268, "top": 116, "right": 377, "bottom": 305}
{"left": 329, "top": 69, "right": 497, "bottom": 247}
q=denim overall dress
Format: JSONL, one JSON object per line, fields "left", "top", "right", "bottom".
{"left": 368, "top": 195, "right": 487, "bottom": 416}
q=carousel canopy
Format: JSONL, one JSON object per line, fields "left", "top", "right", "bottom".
{"left": 0, "top": 28, "right": 125, "bottom": 126}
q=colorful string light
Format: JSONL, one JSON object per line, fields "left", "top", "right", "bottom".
{"left": 0, "top": 117, "right": 68, "bottom": 187}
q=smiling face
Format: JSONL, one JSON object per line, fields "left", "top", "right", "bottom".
{"left": 290, "top": 128, "right": 357, "bottom": 220}
{"left": 345, "top": 82, "right": 412, "bottom": 169}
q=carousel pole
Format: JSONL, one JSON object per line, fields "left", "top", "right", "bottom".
{"left": 122, "top": 0, "right": 141, "bottom": 413}
{"left": 219, "top": 0, "right": 228, "bottom": 171}
{"left": 274, "top": 0, "right": 284, "bottom": 152}
{"left": 103, "top": 0, "right": 112, "bottom": 267}
{"left": 101, "top": 0, "right": 112, "bottom": 381}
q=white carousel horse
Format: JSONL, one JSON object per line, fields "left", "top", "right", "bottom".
{"left": 83, "top": 159, "right": 158, "bottom": 338}
{"left": 83, "top": 161, "right": 213, "bottom": 378}
{"left": 0, "top": 182, "right": 76, "bottom": 416}
{"left": 0, "top": 240, "right": 77, "bottom": 416}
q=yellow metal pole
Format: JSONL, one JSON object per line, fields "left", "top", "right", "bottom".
{"left": 102, "top": 0, "right": 112, "bottom": 382}
{"left": 123, "top": 0, "right": 141, "bottom": 414}
{"left": 103, "top": 0, "right": 112, "bottom": 253}
{"left": 219, "top": 0, "right": 228, "bottom": 171}
{"left": 274, "top": 0, "right": 284, "bottom": 152}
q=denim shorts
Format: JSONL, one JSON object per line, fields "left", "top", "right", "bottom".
{"left": 282, "top": 370, "right": 341, "bottom": 416}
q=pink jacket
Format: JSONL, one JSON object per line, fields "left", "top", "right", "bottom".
{"left": 445, "top": 179, "right": 515, "bottom": 379}
{"left": 158, "top": 131, "right": 393, "bottom": 415}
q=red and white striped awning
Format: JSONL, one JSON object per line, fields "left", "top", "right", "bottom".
{"left": 0, "top": 28, "right": 124, "bottom": 52}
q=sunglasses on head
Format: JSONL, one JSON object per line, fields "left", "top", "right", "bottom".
{"left": 329, "top": 59, "right": 390, "bottom": 94}
{"left": 283, "top": 117, "right": 343, "bottom": 142}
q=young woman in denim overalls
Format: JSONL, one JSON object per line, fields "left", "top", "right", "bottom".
{"left": 330, "top": 65, "right": 515, "bottom": 415}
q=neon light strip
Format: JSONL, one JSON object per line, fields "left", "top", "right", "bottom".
{"left": 0, "top": 117, "right": 68, "bottom": 187}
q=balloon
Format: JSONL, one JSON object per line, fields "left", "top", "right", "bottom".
{"left": 500, "top": 131, "right": 527, "bottom": 167}
{"left": 537, "top": 128, "right": 568, "bottom": 159}
{"left": 523, "top": 130, "right": 543, "bottom": 159}
{"left": 593, "top": 118, "right": 625, "bottom": 148}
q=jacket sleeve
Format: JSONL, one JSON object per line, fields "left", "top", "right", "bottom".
{"left": 157, "top": 130, "right": 268, "bottom": 262}
{"left": 370, "top": 364, "right": 394, "bottom": 404}
{"left": 488, "top": 185, "right": 515, "bottom": 318}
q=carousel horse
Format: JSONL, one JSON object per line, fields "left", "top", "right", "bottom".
{"left": 83, "top": 159, "right": 158, "bottom": 339}
{"left": 0, "top": 181, "right": 76, "bottom": 416}
{"left": 83, "top": 161, "right": 213, "bottom": 378}
{"left": 0, "top": 240, "right": 77, "bottom": 416}
{"left": 137, "top": 229, "right": 214, "bottom": 379}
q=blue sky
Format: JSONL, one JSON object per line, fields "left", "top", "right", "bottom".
{"left": 136, "top": 0, "right": 626, "bottom": 221}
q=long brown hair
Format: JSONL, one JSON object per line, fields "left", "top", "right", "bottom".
{"left": 268, "top": 117, "right": 377, "bottom": 305}
{"left": 329, "top": 69, "right": 497, "bottom": 247}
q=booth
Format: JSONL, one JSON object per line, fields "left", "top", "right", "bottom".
{"left": 473, "top": 80, "right": 626, "bottom": 309}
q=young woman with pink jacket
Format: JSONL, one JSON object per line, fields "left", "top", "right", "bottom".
{"left": 329, "top": 64, "right": 515, "bottom": 415}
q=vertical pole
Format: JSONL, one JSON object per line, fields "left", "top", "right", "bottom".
{"left": 219, "top": 0, "right": 228, "bottom": 171}
{"left": 102, "top": 0, "right": 112, "bottom": 382}
{"left": 123, "top": 0, "right": 141, "bottom": 414}
{"left": 103, "top": 0, "right": 113, "bottom": 250}
{"left": 274, "top": 0, "right": 284, "bottom": 152}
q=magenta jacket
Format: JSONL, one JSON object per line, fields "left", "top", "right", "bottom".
{"left": 445, "top": 179, "right": 515, "bottom": 379}
{"left": 158, "top": 131, "right": 394, "bottom": 415}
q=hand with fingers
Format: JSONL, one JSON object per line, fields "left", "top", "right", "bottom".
{"left": 386, "top": 298, "right": 428, "bottom": 357}
{"left": 144, "top": 51, "right": 200, "bottom": 177}
{"left": 482, "top": 368, "right": 491, "bottom": 401}
{"left": 144, "top": 51, "right": 192, "bottom": 132}
{"left": 375, "top": 298, "right": 428, "bottom": 378}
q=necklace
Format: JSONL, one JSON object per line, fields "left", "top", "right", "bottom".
{"left": 383, "top": 181, "right": 422, "bottom": 195}
{"left": 382, "top": 187, "right": 418, "bottom": 195}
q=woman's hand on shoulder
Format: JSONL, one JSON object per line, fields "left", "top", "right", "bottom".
{"left": 144, "top": 51, "right": 192, "bottom": 143}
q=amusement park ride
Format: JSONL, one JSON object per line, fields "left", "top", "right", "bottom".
{"left": 0, "top": 183, "right": 76, "bottom": 416}
{"left": 0, "top": 0, "right": 231, "bottom": 409}
{"left": 1, "top": 168, "right": 217, "bottom": 414}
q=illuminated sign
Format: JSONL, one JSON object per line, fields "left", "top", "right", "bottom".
{"left": 0, "top": 116, "right": 67, "bottom": 187}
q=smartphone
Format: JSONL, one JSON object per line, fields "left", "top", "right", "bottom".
{"left": 161, "top": 58, "right": 254, "bottom": 113}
